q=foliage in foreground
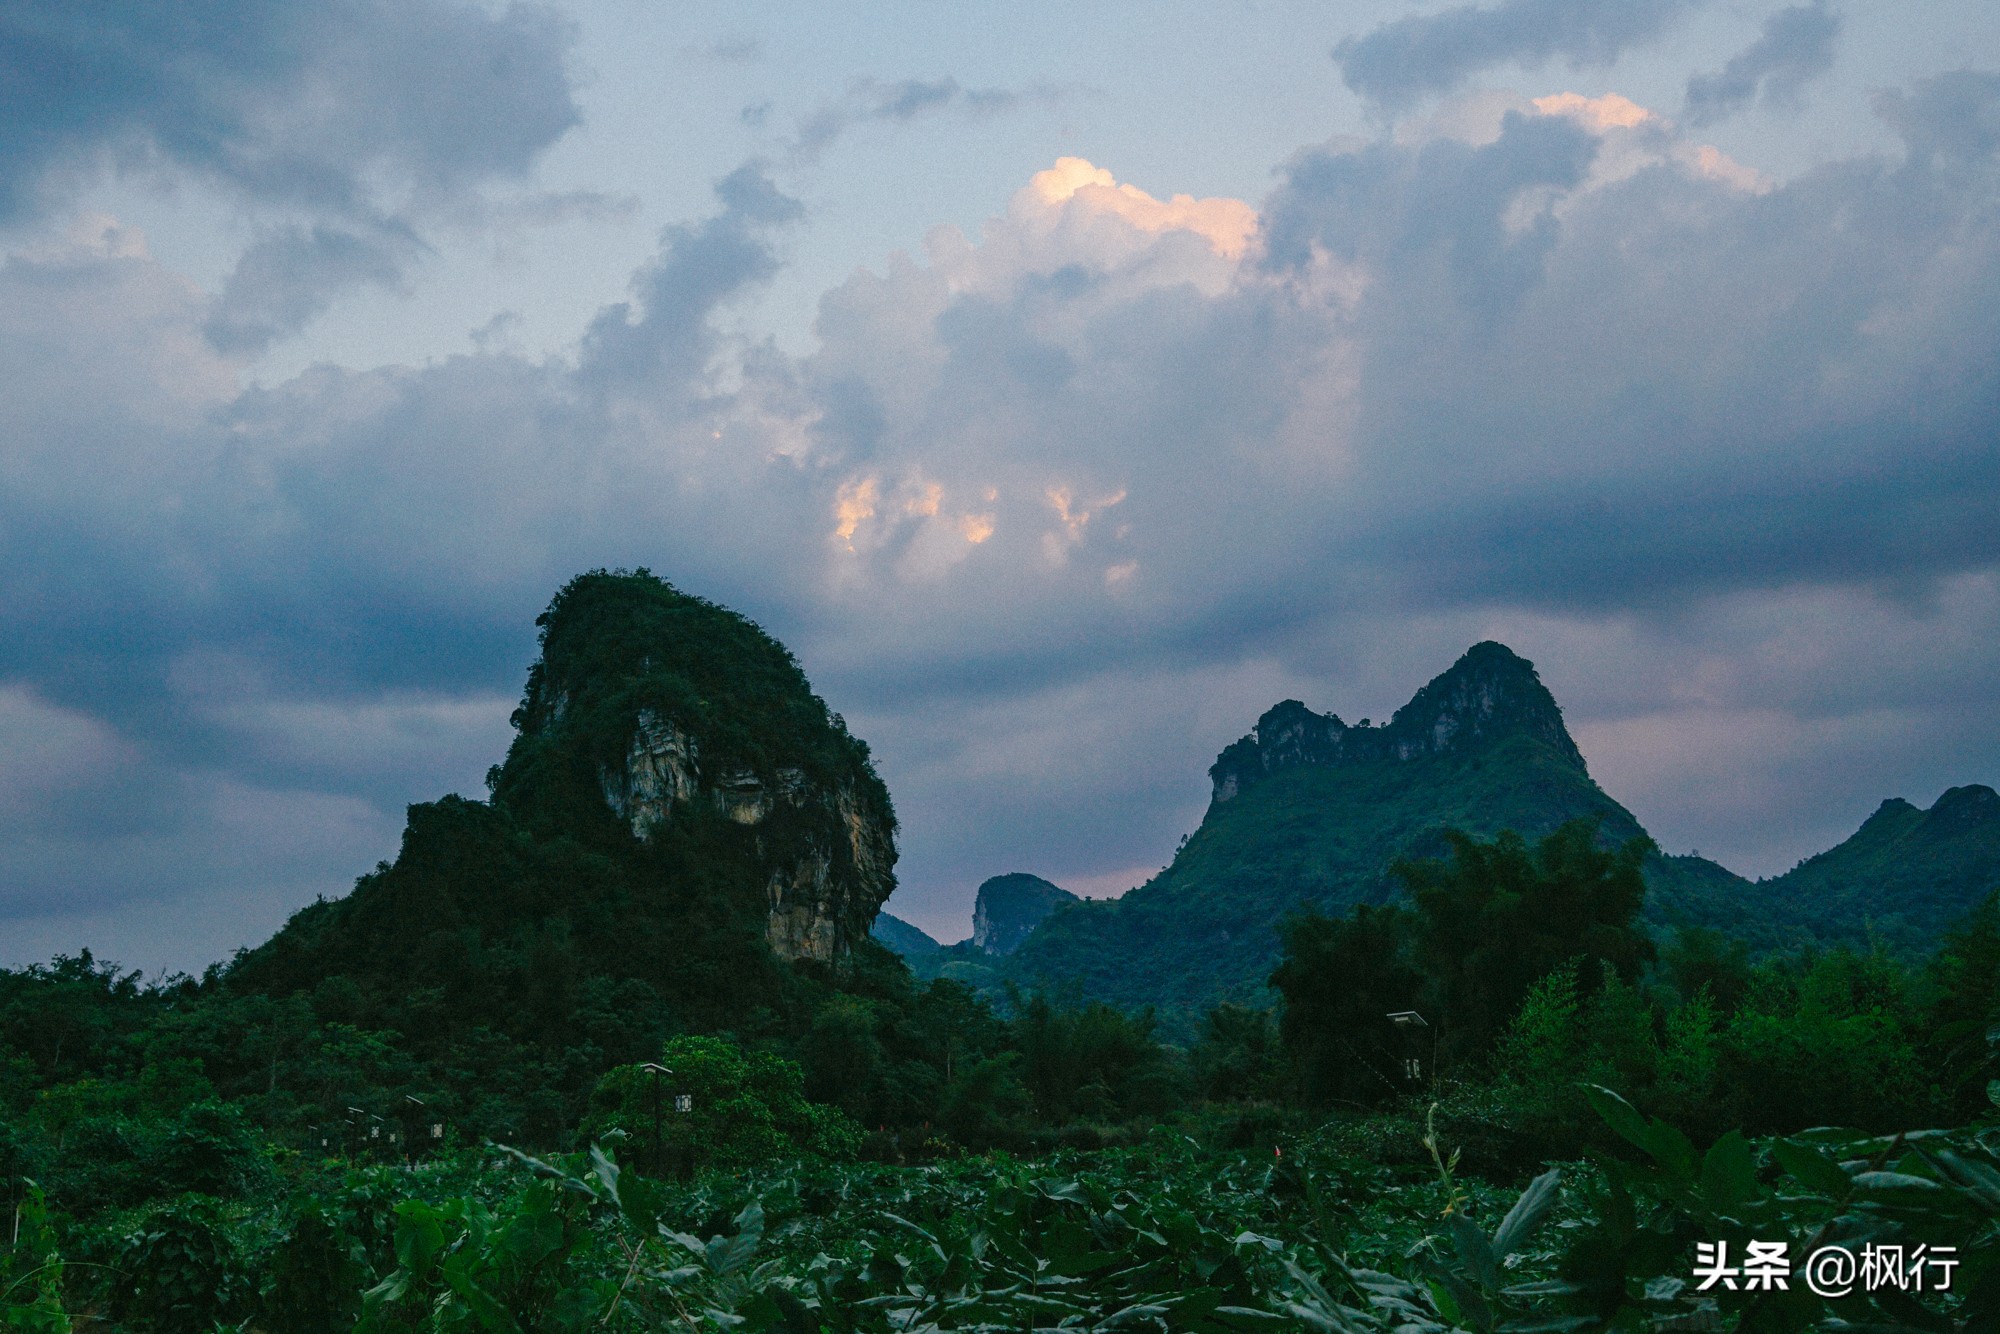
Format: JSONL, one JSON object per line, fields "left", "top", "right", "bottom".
{"left": 10, "top": 1085, "right": 2000, "bottom": 1332}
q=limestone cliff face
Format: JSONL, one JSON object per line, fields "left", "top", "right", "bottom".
{"left": 497, "top": 571, "right": 898, "bottom": 964}
{"left": 577, "top": 715, "right": 893, "bottom": 964}
{"left": 1208, "top": 642, "right": 1585, "bottom": 803}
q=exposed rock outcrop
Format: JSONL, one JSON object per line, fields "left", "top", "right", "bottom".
{"left": 499, "top": 571, "right": 899, "bottom": 963}
{"left": 970, "top": 873, "right": 1078, "bottom": 955}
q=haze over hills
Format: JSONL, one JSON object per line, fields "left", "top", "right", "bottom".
{"left": 880, "top": 643, "right": 2000, "bottom": 1018}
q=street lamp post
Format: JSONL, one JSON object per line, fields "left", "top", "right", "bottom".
{"left": 638, "top": 1063, "right": 672, "bottom": 1178}
{"left": 404, "top": 1096, "right": 426, "bottom": 1163}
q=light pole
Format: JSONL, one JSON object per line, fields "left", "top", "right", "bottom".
{"left": 346, "top": 1106, "right": 368, "bottom": 1161}
{"left": 638, "top": 1063, "right": 672, "bottom": 1178}
{"left": 404, "top": 1096, "right": 425, "bottom": 1163}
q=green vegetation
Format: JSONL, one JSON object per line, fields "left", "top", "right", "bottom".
{"left": 990, "top": 648, "right": 1999, "bottom": 1021}
{"left": 1010, "top": 731, "right": 1645, "bottom": 1020}
{"left": 9, "top": 822, "right": 2000, "bottom": 1328}
{"left": 6, "top": 585, "right": 1999, "bottom": 1329}
{"left": 1274, "top": 818, "right": 1655, "bottom": 1106}
{"left": 1749, "top": 787, "right": 2000, "bottom": 955}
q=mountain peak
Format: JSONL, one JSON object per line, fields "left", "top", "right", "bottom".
{"left": 1210, "top": 641, "right": 1583, "bottom": 802}
{"left": 1928, "top": 784, "right": 2000, "bottom": 830}
{"left": 971, "top": 874, "right": 1079, "bottom": 955}
{"left": 491, "top": 569, "right": 898, "bottom": 962}
{"left": 1388, "top": 641, "right": 1582, "bottom": 768}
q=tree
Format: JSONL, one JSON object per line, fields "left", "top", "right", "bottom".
{"left": 582, "top": 1033, "right": 860, "bottom": 1172}
{"left": 1272, "top": 819, "right": 1656, "bottom": 1105}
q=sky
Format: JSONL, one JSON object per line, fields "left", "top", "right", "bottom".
{"left": 2, "top": 0, "right": 1997, "bottom": 971}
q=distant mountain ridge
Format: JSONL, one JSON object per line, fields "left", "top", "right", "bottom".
{"left": 871, "top": 912, "right": 941, "bottom": 956}
{"left": 1746, "top": 786, "right": 2000, "bottom": 953}
{"left": 1004, "top": 642, "right": 1647, "bottom": 1015}
{"left": 985, "top": 642, "right": 1999, "bottom": 1018}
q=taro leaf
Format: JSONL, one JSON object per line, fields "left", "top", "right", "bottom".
{"left": 738, "top": 1286, "right": 818, "bottom": 1334}
{"left": 1851, "top": 1170, "right": 1980, "bottom": 1218}
{"left": 1699, "top": 1131, "right": 1757, "bottom": 1212}
{"left": 1771, "top": 1139, "right": 1852, "bottom": 1198}
{"left": 1234, "top": 1230, "right": 1285, "bottom": 1253}
{"left": 1037, "top": 1178, "right": 1089, "bottom": 1204}
{"left": 707, "top": 1228, "right": 762, "bottom": 1277}
{"left": 546, "top": 1282, "right": 605, "bottom": 1331}
{"left": 1639, "top": 1276, "right": 1685, "bottom": 1303}
{"left": 618, "top": 1173, "right": 667, "bottom": 1235}
{"left": 1582, "top": 1085, "right": 1650, "bottom": 1156}
{"left": 438, "top": 1252, "right": 518, "bottom": 1334}
{"left": 1448, "top": 1213, "right": 1503, "bottom": 1291}
{"left": 1866, "top": 1280, "right": 1960, "bottom": 1334}
{"left": 1044, "top": 1215, "right": 1117, "bottom": 1277}
{"left": 1097, "top": 1301, "right": 1174, "bottom": 1329}
{"left": 1213, "top": 1305, "right": 1296, "bottom": 1329}
{"left": 1914, "top": 1146, "right": 2000, "bottom": 1215}
{"left": 391, "top": 1201, "right": 448, "bottom": 1279}
{"left": 1162, "top": 1286, "right": 1229, "bottom": 1328}
{"left": 1492, "top": 1169, "right": 1563, "bottom": 1259}
{"left": 1583, "top": 1086, "right": 1697, "bottom": 1182}
{"left": 497, "top": 1197, "right": 564, "bottom": 1268}
{"left": 588, "top": 1143, "right": 621, "bottom": 1202}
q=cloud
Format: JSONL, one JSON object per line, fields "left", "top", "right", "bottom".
{"left": 693, "top": 35, "right": 763, "bottom": 64}
{"left": 5, "top": 77, "right": 2000, "bottom": 961}
{"left": 0, "top": 0, "right": 578, "bottom": 222}
{"left": 203, "top": 224, "right": 414, "bottom": 354}
{"left": 578, "top": 163, "right": 805, "bottom": 389}
{"left": 0, "top": 0, "right": 581, "bottom": 354}
{"left": 1874, "top": 70, "right": 2000, "bottom": 169}
{"left": 1333, "top": 0, "right": 1702, "bottom": 113}
{"left": 1684, "top": 1, "right": 1841, "bottom": 127}
{"left": 786, "top": 77, "right": 1053, "bottom": 162}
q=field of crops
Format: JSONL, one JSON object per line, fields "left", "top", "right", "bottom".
{"left": 9, "top": 1090, "right": 1998, "bottom": 1332}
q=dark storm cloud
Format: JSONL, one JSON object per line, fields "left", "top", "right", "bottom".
{"left": 0, "top": 0, "right": 578, "bottom": 221}
{"left": 0, "top": 0, "right": 579, "bottom": 354}
{"left": 1333, "top": 0, "right": 1702, "bottom": 112}
{"left": 579, "top": 164, "right": 804, "bottom": 388}
{"left": 1272, "top": 115, "right": 2000, "bottom": 606}
{"left": 1684, "top": 1, "right": 1841, "bottom": 127}
{"left": 1263, "top": 109, "right": 1600, "bottom": 319}
{"left": 0, "top": 162, "right": 806, "bottom": 856}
